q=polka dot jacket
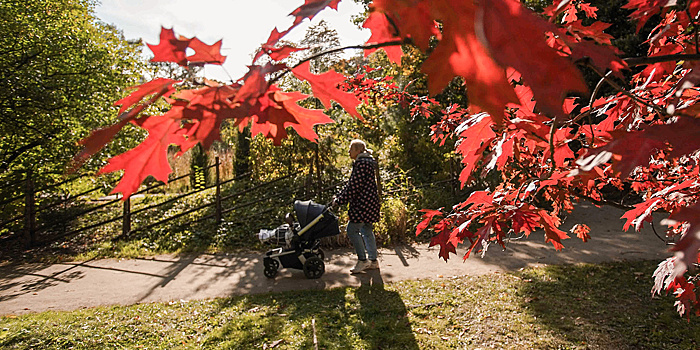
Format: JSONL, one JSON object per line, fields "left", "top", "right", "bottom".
{"left": 335, "top": 154, "right": 381, "bottom": 223}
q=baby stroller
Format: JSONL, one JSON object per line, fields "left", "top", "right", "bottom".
{"left": 258, "top": 200, "right": 340, "bottom": 279}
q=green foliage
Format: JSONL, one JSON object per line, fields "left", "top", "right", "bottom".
{"left": 189, "top": 144, "right": 209, "bottom": 191}
{"left": 0, "top": 0, "right": 145, "bottom": 180}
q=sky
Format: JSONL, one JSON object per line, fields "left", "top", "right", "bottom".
{"left": 95, "top": 0, "right": 370, "bottom": 82}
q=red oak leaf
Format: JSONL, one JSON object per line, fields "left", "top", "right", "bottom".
{"left": 456, "top": 114, "right": 497, "bottom": 185}
{"left": 511, "top": 205, "right": 541, "bottom": 236}
{"left": 290, "top": 0, "right": 341, "bottom": 26}
{"left": 71, "top": 79, "right": 178, "bottom": 172}
{"left": 579, "top": 117, "right": 700, "bottom": 177}
{"left": 429, "top": 223, "right": 458, "bottom": 261}
{"left": 247, "top": 86, "right": 334, "bottom": 145}
{"left": 419, "top": 1, "right": 518, "bottom": 121}
{"left": 147, "top": 27, "right": 190, "bottom": 66}
{"left": 571, "top": 224, "right": 591, "bottom": 242}
{"left": 464, "top": 218, "right": 495, "bottom": 259}
{"left": 253, "top": 28, "right": 288, "bottom": 63}
{"left": 579, "top": 2, "right": 599, "bottom": 18}
{"left": 372, "top": 0, "right": 440, "bottom": 51}
{"left": 668, "top": 202, "right": 700, "bottom": 278}
{"left": 233, "top": 64, "right": 286, "bottom": 104}
{"left": 416, "top": 208, "right": 443, "bottom": 236}
{"left": 569, "top": 41, "right": 628, "bottom": 79}
{"left": 566, "top": 20, "right": 614, "bottom": 45}
{"left": 538, "top": 210, "right": 569, "bottom": 250}
{"left": 480, "top": 0, "right": 588, "bottom": 118}
{"left": 623, "top": 0, "right": 674, "bottom": 33}
{"left": 691, "top": 0, "right": 700, "bottom": 18}
{"left": 171, "top": 83, "right": 240, "bottom": 150}
{"left": 268, "top": 45, "right": 307, "bottom": 61}
{"left": 622, "top": 198, "right": 662, "bottom": 231}
{"left": 98, "top": 115, "right": 189, "bottom": 198}
{"left": 115, "top": 78, "right": 179, "bottom": 114}
{"left": 291, "top": 61, "right": 362, "bottom": 119}
{"left": 362, "top": 11, "right": 404, "bottom": 64}
{"left": 184, "top": 37, "right": 226, "bottom": 65}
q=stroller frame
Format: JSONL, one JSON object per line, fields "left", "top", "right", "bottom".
{"left": 261, "top": 200, "right": 339, "bottom": 279}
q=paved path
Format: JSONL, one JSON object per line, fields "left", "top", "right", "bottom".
{"left": 0, "top": 203, "right": 672, "bottom": 315}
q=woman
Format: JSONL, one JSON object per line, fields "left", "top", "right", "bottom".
{"left": 333, "top": 139, "right": 381, "bottom": 274}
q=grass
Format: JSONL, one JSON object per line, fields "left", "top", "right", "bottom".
{"left": 2, "top": 260, "right": 699, "bottom": 349}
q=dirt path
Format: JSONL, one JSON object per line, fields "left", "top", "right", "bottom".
{"left": 0, "top": 202, "right": 671, "bottom": 315}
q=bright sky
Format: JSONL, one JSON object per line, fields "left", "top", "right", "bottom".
{"left": 95, "top": 0, "right": 370, "bottom": 82}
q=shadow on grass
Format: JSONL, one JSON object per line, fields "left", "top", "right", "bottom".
{"left": 517, "top": 260, "right": 700, "bottom": 349}
{"left": 201, "top": 270, "right": 418, "bottom": 349}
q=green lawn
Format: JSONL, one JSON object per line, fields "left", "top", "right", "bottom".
{"left": 1, "top": 260, "right": 698, "bottom": 349}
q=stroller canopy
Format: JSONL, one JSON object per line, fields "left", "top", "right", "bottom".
{"left": 294, "top": 200, "right": 326, "bottom": 227}
{"left": 293, "top": 200, "right": 340, "bottom": 240}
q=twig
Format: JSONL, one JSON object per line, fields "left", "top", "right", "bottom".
{"left": 312, "top": 318, "right": 318, "bottom": 350}
{"left": 651, "top": 221, "right": 675, "bottom": 246}
{"left": 586, "top": 63, "right": 668, "bottom": 117}
{"left": 408, "top": 301, "right": 444, "bottom": 309}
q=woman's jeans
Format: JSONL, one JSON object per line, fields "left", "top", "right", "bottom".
{"left": 346, "top": 222, "right": 377, "bottom": 261}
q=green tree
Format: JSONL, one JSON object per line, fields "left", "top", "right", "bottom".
{"left": 0, "top": 0, "right": 144, "bottom": 180}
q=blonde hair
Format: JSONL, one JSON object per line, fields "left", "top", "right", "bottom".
{"left": 350, "top": 139, "right": 372, "bottom": 154}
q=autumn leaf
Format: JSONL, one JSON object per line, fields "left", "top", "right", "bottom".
{"left": 623, "top": 0, "right": 674, "bottom": 33}
{"left": 362, "top": 11, "right": 404, "bottom": 64}
{"left": 665, "top": 202, "right": 700, "bottom": 284}
{"left": 479, "top": 0, "right": 588, "bottom": 118}
{"left": 455, "top": 114, "right": 497, "bottom": 185}
{"left": 147, "top": 27, "right": 190, "bottom": 66}
{"left": 170, "top": 83, "right": 239, "bottom": 150}
{"left": 233, "top": 64, "right": 286, "bottom": 105}
{"left": 571, "top": 224, "right": 591, "bottom": 242}
{"left": 247, "top": 86, "right": 334, "bottom": 145}
{"left": 579, "top": 117, "right": 700, "bottom": 177}
{"left": 184, "top": 37, "right": 226, "bottom": 65}
{"left": 115, "top": 78, "right": 179, "bottom": 114}
{"left": 71, "top": 78, "right": 178, "bottom": 172}
{"left": 371, "top": 0, "right": 440, "bottom": 51}
{"left": 538, "top": 210, "right": 569, "bottom": 250}
{"left": 291, "top": 61, "right": 362, "bottom": 119}
{"left": 290, "top": 0, "right": 341, "bottom": 26}
{"left": 98, "top": 115, "right": 189, "bottom": 198}
{"left": 464, "top": 218, "right": 494, "bottom": 259}
{"left": 416, "top": 208, "right": 443, "bottom": 236}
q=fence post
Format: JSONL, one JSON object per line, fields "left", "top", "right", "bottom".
{"left": 215, "top": 156, "right": 221, "bottom": 225}
{"left": 23, "top": 169, "right": 36, "bottom": 247}
{"left": 122, "top": 196, "right": 131, "bottom": 237}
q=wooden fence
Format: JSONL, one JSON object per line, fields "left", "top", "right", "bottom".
{"left": 0, "top": 158, "right": 332, "bottom": 248}
{"left": 0, "top": 158, "right": 461, "bottom": 249}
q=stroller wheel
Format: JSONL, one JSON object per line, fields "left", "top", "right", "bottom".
{"left": 315, "top": 248, "right": 325, "bottom": 261}
{"left": 303, "top": 257, "right": 324, "bottom": 279}
{"left": 263, "top": 257, "right": 279, "bottom": 278}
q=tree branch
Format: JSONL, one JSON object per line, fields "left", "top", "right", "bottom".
{"left": 586, "top": 63, "right": 668, "bottom": 117}
{"left": 268, "top": 39, "right": 410, "bottom": 86}
{"left": 623, "top": 53, "right": 700, "bottom": 66}
{"left": 0, "top": 140, "right": 46, "bottom": 173}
